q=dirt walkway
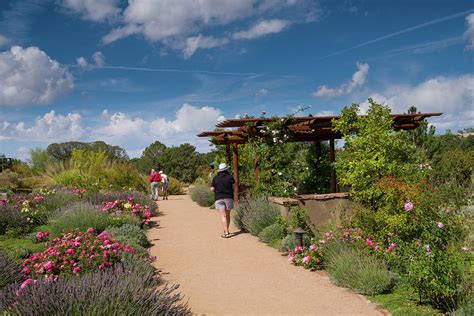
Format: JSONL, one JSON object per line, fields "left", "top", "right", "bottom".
{"left": 147, "top": 195, "right": 385, "bottom": 316}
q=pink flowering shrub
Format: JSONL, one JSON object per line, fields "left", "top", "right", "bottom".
{"left": 35, "top": 232, "right": 49, "bottom": 243}
{"left": 22, "top": 229, "right": 136, "bottom": 281}
{"left": 288, "top": 245, "right": 321, "bottom": 270}
{"left": 100, "top": 197, "right": 151, "bottom": 225}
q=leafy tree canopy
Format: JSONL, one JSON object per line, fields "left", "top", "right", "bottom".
{"left": 46, "top": 141, "right": 128, "bottom": 161}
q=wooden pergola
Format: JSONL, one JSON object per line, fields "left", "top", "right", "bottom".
{"left": 198, "top": 113, "right": 442, "bottom": 201}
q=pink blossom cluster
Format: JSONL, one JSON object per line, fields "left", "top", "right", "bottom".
{"left": 365, "top": 237, "right": 397, "bottom": 253}
{"left": 22, "top": 229, "right": 136, "bottom": 281}
{"left": 100, "top": 197, "right": 151, "bottom": 225}
{"left": 0, "top": 198, "right": 7, "bottom": 206}
{"left": 71, "top": 188, "right": 87, "bottom": 196}
{"left": 288, "top": 244, "right": 320, "bottom": 269}
{"left": 35, "top": 231, "right": 49, "bottom": 243}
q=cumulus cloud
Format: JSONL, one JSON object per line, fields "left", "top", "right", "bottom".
{"left": 0, "top": 34, "right": 8, "bottom": 46}
{"left": 360, "top": 74, "right": 474, "bottom": 130}
{"left": 0, "top": 111, "right": 84, "bottom": 141}
{"left": 313, "top": 62, "right": 369, "bottom": 98}
{"left": 233, "top": 19, "right": 289, "bottom": 40}
{"left": 103, "top": 0, "right": 256, "bottom": 44}
{"left": 91, "top": 104, "right": 225, "bottom": 154}
{"left": 182, "top": 35, "right": 230, "bottom": 58}
{"left": 464, "top": 13, "right": 474, "bottom": 50}
{"left": 0, "top": 104, "right": 225, "bottom": 154}
{"left": 60, "top": 0, "right": 120, "bottom": 22}
{"left": 76, "top": 51, "right": 105, "bottom": 69}
{"left": 0, "top": 46, "right": 74, "bottom": 106}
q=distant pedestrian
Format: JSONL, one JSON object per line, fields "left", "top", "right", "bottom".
{"left": 149, "top": 169, "right": 162, "bottom": 201}
{"left": 210, "top": 163, "right": 235, "bottom": 238}
{"left": 159, "top": 170, "right": 169, "bottom": 200}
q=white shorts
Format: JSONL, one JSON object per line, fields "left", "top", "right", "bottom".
{"left": 215, "top": 198, "right": 234, "bottom": 210}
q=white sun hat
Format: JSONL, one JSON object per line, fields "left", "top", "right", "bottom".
{"left": 217, "top": 163, "right": 230, "bottom": 172}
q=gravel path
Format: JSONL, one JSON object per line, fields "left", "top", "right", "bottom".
{"left": 148, "top": 195, "right": 385, "bottom": 316}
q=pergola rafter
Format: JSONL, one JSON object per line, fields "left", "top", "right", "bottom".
{"left": 197, "top": 112, "right": 442, "bottom": 201}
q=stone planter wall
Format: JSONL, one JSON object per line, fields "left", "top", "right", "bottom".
{"left": 269, "top": 193, "right": 353, "bottom": 234}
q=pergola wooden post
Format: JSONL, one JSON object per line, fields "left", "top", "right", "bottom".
{"left": 329, "top": 139, "right": 337, "bottom": 193}
{"left": 232, "top": 143, "right": 239, "bottom": 203}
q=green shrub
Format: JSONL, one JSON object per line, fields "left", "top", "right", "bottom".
{"left": 0, "top": 257, "right": 190, "bottom": 315}
{"left": 278, "top": 233, "right": 311, "bottom": 252}
{"left": 42, "top": 203, "right": 111, "bottom": 235}
{"left": 323, "top": 241, "right": 396, "bottom": 295}
{"left": 0, "top": 205, "right": 28, "bottom": 235}
{"left": 405, "top": 245, "right": 472, "bottom": 311}
{"left": 0, "top": 251, "right": 21, "bottom": 288}
{"left": 258, "top": 223, "right": 287, "bottom": 244}
{"left": 288, "top": 206, "right": 312, "bottom": 235}
{"left": 190, "top": 184, "right": 214, "bottom": 207}
{"left": 106, "top": 224, "right": 149, "bottom": 248}
{"left": 234, "top": 197, "right": 280, "bottom": 236}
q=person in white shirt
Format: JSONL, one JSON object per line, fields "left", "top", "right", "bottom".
{"left": 159, "top": 170, "right": 169, "bottom": 200}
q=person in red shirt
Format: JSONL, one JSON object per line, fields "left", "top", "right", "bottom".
{"left": 149, "top": 169, "right": 162, "bottom": 201}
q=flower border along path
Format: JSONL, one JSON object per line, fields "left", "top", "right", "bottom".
{"left": 147, "top": 194, "right": 385, "bottom": 315}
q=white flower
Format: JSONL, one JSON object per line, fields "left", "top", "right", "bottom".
{"left": 294, "top": 187, "right": 297, "bottom": 191}
{"left": 273, "top": 137, "right": 277, "bottom": 143}
{"left": 278, "top": 172, "right": 282, "bottom": 176}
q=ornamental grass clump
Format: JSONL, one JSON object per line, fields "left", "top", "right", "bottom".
{"left": 0, "top": 251, "right": 21, "bottom": 288}
{"left": 0, "top": 258, "right": 190, "bottom": 315}
{"left": 190, "top": 184, "right": 214, "bottom": 207}
{"left": 42, "top": 202, "right": 111, "bottom": 235}
{"left": 21, "top": 229, "right": 135, "bottom": 281}
{"left": 323, "top": 241, "right": 396, "bottom": 296}
{"left": 234, "top": 196, "right": 280, "bottom": 236}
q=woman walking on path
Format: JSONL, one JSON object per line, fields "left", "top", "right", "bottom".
{"left": 150, "top": 169, "right": 162, "bottom": 201}
{"left": 159, "top": 170, "right": 169, "bottom": 200}
{"left": 210, "top": 163, "right": 235, "bottom": 238}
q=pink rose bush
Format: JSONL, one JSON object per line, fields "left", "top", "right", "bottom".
{"left": 35, "top": 231, "right": 49, "bottom": 243}
{"left": 100, "top": 197, "right": 151, "bottom": 225}
{"left": 288, "top": 245, "right": 321, "bottom": 270}
{"left": 22, "top": 229, "right": 136, "bottom": 281}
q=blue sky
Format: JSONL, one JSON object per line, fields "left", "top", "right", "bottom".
{"left": 0, "top": 0, "right": 473, "bottom": 159}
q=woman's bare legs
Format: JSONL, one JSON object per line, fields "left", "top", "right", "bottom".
{"left": 219, "top": 209, "right": 229, "bottom": 235}
{"left": 225, "top": 209, "right": 231, "bottom": 234}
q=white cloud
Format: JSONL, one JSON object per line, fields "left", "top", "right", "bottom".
{"left": 103, "top": 0, "right": 257, "bottom": 44}
{"left": 182, "top": 35, "right": 230, "bottom": 58}
{"left": 233, "top": 19, "right": 289, "bottom": 40}
{"left": 76, "top": 51, "right": 105, "bottom": 69}
{"left": 464, "top": 13, "right": 474, "bottom": 50}
{"left": 76, "top": 56, "right": 88, "bottom": 68}
{"left": 360, "top": 74, "right": 474, "bottom": 130}
{"left": 0, "top": 46, "right": 74, "bottom": 106}
{"left": 0, "top": 34, "right": 8, "bottom": 46}
{"left": 60, "top": 0, "right": 120, "bottom": 22}
{"left": 313, "top": 62, "right": 369, "bottom": 98}
{"left": 92, "top": 51, "right": 105, "bottom": 67}
{"left": 257, "top": 88, "right": 269, "bottom": 96}
{"left": 0, "top": 111, "right": 84, "bottom": 141}
{"left": 93, "top": 103, "right": 225, "bottom": 150}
